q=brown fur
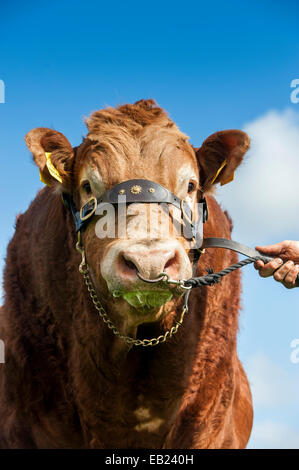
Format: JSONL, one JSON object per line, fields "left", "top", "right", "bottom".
{"left": 0, "top": 100, "right": 253, "bottom": 448}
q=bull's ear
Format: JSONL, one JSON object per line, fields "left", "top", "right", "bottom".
{"left": 25, "top": 128, "right": 74, "bottom": 189}
{"left": 195, "top": 130, "right": 250, "bottom": 192}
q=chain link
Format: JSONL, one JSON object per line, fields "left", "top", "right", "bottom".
{"left": 77, "top": 245, "right": 187, "bottom": 347}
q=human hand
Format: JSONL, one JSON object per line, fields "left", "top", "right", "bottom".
{"left": 254, "top": 240, "right": 299, "bottom": 289}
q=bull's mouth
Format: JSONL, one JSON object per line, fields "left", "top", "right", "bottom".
{"left": 112, "top": 289, "right": 173, "bottom": 310}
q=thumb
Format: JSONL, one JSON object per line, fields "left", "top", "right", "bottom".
{"left": 255, "top": 243, "right": 283, "bottom": 255}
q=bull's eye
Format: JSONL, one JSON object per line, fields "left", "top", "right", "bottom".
{"left": 82, "top": 182, "right": 92, "bottom": 194}
{"left": 188, "top": 181, "right": 195, "bottom": 193}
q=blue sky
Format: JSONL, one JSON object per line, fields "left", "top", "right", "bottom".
{"left": 1, "top": 0, "right": 299, "bottom": 448}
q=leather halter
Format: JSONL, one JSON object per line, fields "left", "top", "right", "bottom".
{"left": 62, "top": 178, "right": 208, "bottom": 263}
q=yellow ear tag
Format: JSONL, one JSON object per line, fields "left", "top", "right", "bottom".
{"left": 39, "top": 170, "right": 51, "bottom": 186}
{"left": 210, "top": 159, "right": 227, "bottom": 184}
{"left": 44, "top": 152, "right": 63, "bottom": 184}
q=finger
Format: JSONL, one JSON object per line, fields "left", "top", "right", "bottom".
{"left": 256, "top": 240, "right": 292, "bottom": 258}
{"left": 273, "top": 260, "right": 295, "bottom": 283}
{"left": 254, "top": 260, "right": 264, "bottom": 270}
{"left": 255, "top": 243, "right": 281, "bottom": 253}
{"left": 283, "top": 264, "right": 299, "bottom": 289}
{"left": 258, "top": 258, "right": 284, "bottom": 278}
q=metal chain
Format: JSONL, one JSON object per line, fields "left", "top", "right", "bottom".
{"left": 76, "top": 241, "right": 188, "bottom": 347}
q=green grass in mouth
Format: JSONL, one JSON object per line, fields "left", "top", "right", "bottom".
{"left": 112, "top": 290, "right": 173, "bottom": 309}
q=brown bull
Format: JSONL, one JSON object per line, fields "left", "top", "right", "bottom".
{"left": 0, "top": 99, "right": 252, "bottom": 448}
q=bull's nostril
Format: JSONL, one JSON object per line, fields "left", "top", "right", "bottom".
{"left": 124, "top": 258, "right": 137, "bottom": 272}
{"left": 119, "top": 254, "right": 139, "bottom": 275}
{"left": 164, "top": 254, "right": 177, "bottom": 271}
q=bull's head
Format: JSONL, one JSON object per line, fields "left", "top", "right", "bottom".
{"left": 25, "top": 100, "right": 249, "bottom": 338}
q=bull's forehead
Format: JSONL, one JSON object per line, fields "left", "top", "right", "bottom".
{"left": 77, "top": 126, "right": 198, "bottom": 196}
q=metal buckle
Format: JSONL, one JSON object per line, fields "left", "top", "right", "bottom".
{"left": 180, "top": 199, "right": 194, "bottom": 224}
{"left": 79, "top": 196, "right": 97, "bottom": 222}
{"left": 199, "top": 197, "right": 208, "bottom": 223}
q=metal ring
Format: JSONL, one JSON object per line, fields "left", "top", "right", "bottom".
{"left": 136, "top": 271, "right": 168, "bottom": 283}
{"left": 80, "top": 196, "right": 97, "bottom": 221}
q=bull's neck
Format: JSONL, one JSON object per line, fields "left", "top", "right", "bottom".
{"left": 80, "top": 296, "right": 184, "bottom": 368}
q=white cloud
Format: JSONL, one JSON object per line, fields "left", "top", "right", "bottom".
{"left": 246, "top": 352, "right": 299, "bottom": 407}
{"left": 245, "top": 353, "right": 299, "bottom": 449}
{"left": 215, "top": 108, "right": 299, "bottom": 245}
{"left": 248, "top": 420, "right": 299, "bottom": 449}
